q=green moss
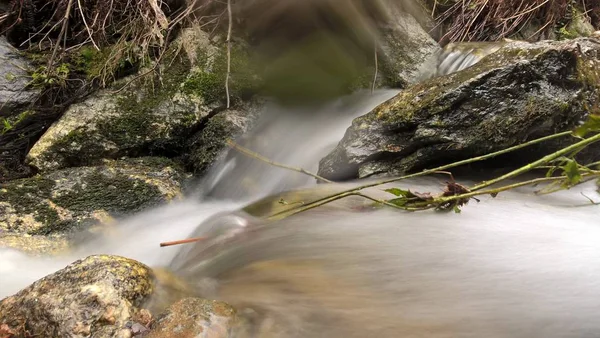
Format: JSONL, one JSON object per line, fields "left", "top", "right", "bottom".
{"left": 44, "top": 127, "right": 109, "bottom": 167}
{"left": 182, "top": 71, "right": 223, "bottom": 104}
{"left": 189, "top": 113, "right": 238, "bottom": 174}
{"left": 0, "top": 176, "right": 63, "bottom": 233}
{"left": 557, "top": 26, "right": 578, "bottom": 40}
{"left": 182, "top": 45, "right": 260, "bottom": 105}
{"left": 72, "top": 46, "right": 114, "bottom": 80}
{"left": 51, "top": 170, "right": 164, "bottom": 215}
{"left": 30, "top": 64, "right": 70, "bottom": 88}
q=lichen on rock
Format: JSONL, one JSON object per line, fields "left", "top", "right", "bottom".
{"left": 0, "top": 255, "right": 155, "bottom": 338}
{"left": 148, "top": 298, "right": 237, "bottom": 338}
{"left": 0, "top": 157, "right": 189, "bottom": 238}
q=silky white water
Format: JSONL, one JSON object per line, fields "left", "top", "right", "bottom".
{"left": 0, "top": 89, "right": 399, "bottom": 298}
{"left": 1, "top": 88, "right": 600, "bottom": 337}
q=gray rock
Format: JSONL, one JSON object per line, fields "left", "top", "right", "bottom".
{"left": 378, "top": 8, "right": 442, "bottom": 86}
{"left": 0, "top": 255, "right": 155, "bottom": 338}
{"left": 0, "top": 157, "right": 189, "bottom": 238}
{"left": 318, "top": 38, "right": 600, "bottom": 180}
{"left": 0, "top": 36, "right": 39, "bottom": 116}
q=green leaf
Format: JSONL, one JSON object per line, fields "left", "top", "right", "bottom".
{"left": 384, "top": 188, "right": 411, "bottom": 197}
{"left": 562, "top": 160, "right": 582, "bottom": 185}
{"left": 574, "top": 114, "right": 600, "bottom": 137}
{"left": 453, "top": 206, "right": 462, "bottom": 214}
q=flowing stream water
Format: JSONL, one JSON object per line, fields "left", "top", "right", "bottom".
{"left": 1, "top": 86, "right": 600, "bottom": 335}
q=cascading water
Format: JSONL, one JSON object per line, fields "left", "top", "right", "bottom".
{"left": 2, "top": 80, "right": 600, "bottom": 336}
{"left": 0, "top": 89, "right": 399, "bottom": 298}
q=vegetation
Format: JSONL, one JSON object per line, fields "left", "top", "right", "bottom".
{"left": 428, "top": 0, "right": 600, "bottom": 42}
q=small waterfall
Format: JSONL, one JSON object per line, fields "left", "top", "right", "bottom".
{"left": 199, "top": 89, "right": 400, "bottom": 200}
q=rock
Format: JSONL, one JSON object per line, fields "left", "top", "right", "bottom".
{"left": 0, "top": 255, "right": 155, "bottom": 338}
{"left": 0, "top": 157, "right": 189, "bottom": 237}
{"left": 318, "top": 38, "right": 600, "bottom": 180}
{"left": 0, "top": 233, "right": 70, "bottom": 255}
{"left": 378, "top": 8, "right": 442, "bottom": 87}
{"left": 185, "top": 102, "right": 261, "bottom": 175}
{"left": 148, "top": 298, "right": 237, "bottom": 338}
{"left": 0, "top": 36, "right": 42, "bottom": 181}
{"left": 0, "top": 36, "right": 39, "bottom": 116}
{"left": 26, "top": 27, "right": 259, "bottom": 173}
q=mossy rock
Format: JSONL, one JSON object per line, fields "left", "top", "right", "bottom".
{"left": 185, "top": 102, "right": 261, "bottom": 175}
{"left": 26, "top": 28, "right": 261, "bottom": 172}
{"left": 318, "top": 38, "right": 600, "bottom": 180}
{"left": 0, "top": 255, "right": 155, "bottom": 337}
{"left": 0, "top": 157, "right": 190, "bottom": 237}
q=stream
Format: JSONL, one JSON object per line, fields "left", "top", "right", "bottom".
{"left": 1, "top": 88, "right": 600, "bottom": 336}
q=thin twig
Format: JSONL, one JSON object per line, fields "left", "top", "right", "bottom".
{"left": 471, "top": 132, "right": 600, "bottom": 191}
{"left": 77, "top": 0, "right": 100, "bottom": 51}
{"left": 371, "top": 41, "right": 378, "bottom": 94}
{"left": 160, "top": 237, "right": 208, "bottom": 247}
{"left": 225, "top": 0, "right": 233, "bottom": 108}
{"left": 226, "top": 139, "right": 334, "bottom": 183}
{"left": 49, "top": 0, "right": 75, "bottom": 68}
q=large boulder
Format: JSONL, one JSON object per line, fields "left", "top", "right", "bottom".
{"left": 318, "top": 37, "right": 600, "bottom": 180}
{"left": 0, "top": 157, "right": 189, "bottom": 239}
{"left": 26, "top": 27, "right": 259, "bottom": 173}
{"left": 0, "top": 255, "right": 155, "bottom": 338}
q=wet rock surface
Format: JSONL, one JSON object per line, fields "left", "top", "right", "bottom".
{"left": 0, "top": 255, "right": 155, "bottom": 338}
{"left": 0, "top": 157, "right": 189, "bottom": 238}
{"left": 185, "top": 102, "right": 261, "bottom": 175}
{"left": 148, "top": 298, "right": 237, "bottom": 338}
{"left": 0, "top": 36, "right": 39, "bottom": 115}
{"left": 0, "top": 36, "right": 42, "bottom": 181}
{"left": 319, "top": 38, "right": 600, "bottom": 180}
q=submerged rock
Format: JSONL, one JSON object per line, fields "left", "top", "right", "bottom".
{"left": 0, "top": 157, "right": 189, "bottom": 238}
{"left": 319, "top": 38, "right": 600, "bottom": 180}
{"left": 148, "top": 298, "right": 237, "bottom": 338}
{"left": 0, "top": 255, "right": 155, "bottom": 338}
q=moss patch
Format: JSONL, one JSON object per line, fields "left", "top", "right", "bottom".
{"left": 187, "top": 113, "right": 239, "bottom": 174}
{"left": 1, "top": 157, "right": 186, "bottom": 236}
{"left": 0, "top": 176, "right": 62, "bottom": 233}
{"left": 182, "top": 44, "right": 260, "bottom": 105}
{"left": 51, "top": 170, "right": 163, "bottom": 214}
